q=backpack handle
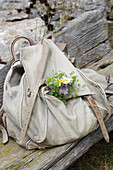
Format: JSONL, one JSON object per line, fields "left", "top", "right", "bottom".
{"left": 11, "top": 36, "right": 35, "bottom": 60}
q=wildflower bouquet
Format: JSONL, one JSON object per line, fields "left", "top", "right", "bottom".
{"left": 46, "top": 70, "right": 83, "bottom": 104}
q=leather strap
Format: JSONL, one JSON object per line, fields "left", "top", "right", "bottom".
{"left": 11, "top": 36, "right": 35, "bottom": 60}
{"left": 0, "top": 125, "right": 8, "bottom": 144}
{"left": 18, "top": 40, "right": 49, "bottom": 144}
{"left": 87, "top": 95, "right": 109, "bottom": 142}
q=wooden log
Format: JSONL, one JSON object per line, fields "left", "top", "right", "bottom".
{"left": 54, "top": 10, "right": 110, "bottom": 68}
{"left": 0, "top": 140, "right": 78, "bottom": 169}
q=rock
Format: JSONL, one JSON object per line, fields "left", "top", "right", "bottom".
{"left": 34, "top": 0, "right": 113, "bottom": 30}
{"left": 87, "top": 50, "right": 113, "bottom": 74}
{"left": 0, "top": 0, "right": 31, "bottom": 22}
{"left": 35, "top": 0, "right": 78, "bottom": 30}
{"left": 0, "top": 64, "right": 5, "bottom": 70}
{"left": 0, "top": 10, "right": 10, "bottom": 22}
{"left": 75, "top": 0, "right": 106, "bottom": 13}
{"left": 99, "top": 63, "right": 113, "bottom": 76}
{"left": 34, "top": 0, "right": 113, "bottom": 32}
{"left": 1, "top": 0, "right": 30, "bottom": 10}
{"left": 108, "top": 21, "right": 113, "bottom": 48}
{"left": 109, "top": 9, "right": 113, "bottom": 19}
{"left": 0, "top": 17, "right": 47, "bottom": 62}
{"left": 107, "top": 0, "right": 113, "bottom": 19}
{"left": 0, "top": 0, "right": 112, "bottom": 32}
{"left": 29, "top": 8, "right": 40, "bottom": 19}
{"left": 107, "top": 95, "right": 113, "bottom": 107}
{"left": 0, "top": 1, "right": 112, "bottom": 67}
{"left": 35, "top": 1, "right": 48, "bottom": 17}
{"left": 76, "top": 41, "right": 111, "bottom": 68}
{"left": 75, "top": 0, "right": 113, "bottom": 20}
{"left": 54, "top": 10, "right": 110, "bottom": 68}
{"left": 6, "top": 11, "right": 29, "bottom": 22}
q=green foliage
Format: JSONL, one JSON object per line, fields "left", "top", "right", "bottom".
{"left": 46, "top": 70, "right": 85, "bottom": 104}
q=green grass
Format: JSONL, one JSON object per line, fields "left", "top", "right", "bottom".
{"left": 68, "top": 131, "right": 113, "bottom": 170}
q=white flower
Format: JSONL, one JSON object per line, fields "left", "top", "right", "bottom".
{"left": 58, "top": 79, "right": 64, "bottom": 86}
{"left": 62, "top": 76, "right": 73, "bottom": 84}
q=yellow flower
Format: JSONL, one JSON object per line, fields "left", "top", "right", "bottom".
{"left": 58, "top": 80, "right": 64, "bottom": 83}
{"left": 63, "top": 76, "right": 73, "bottom": 84}
{"left": 64, "top": 79, "right": 69, "bottom": 82}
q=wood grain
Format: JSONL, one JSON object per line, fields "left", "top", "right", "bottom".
{"left": 54, "top": 11, "right": 110, "bottom": 68}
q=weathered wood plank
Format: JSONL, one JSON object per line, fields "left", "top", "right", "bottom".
{"left": 0, "top": 135, "right": 34, "bottom": 169}
{"left": 54, "top": 10, "right": 110, "bottom": 68}
{"left": 3, "top": 142, "right": 78, "bottom": 170}
{"left": 0, "top": 128, "right": 79, "bottom": 169}
{"left": 49, "top": 114, "right": 113, "bottom": 170}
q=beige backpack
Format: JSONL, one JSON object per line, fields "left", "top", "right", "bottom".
{"left": 0, "top": 37, "right": 111, "bottom": 149}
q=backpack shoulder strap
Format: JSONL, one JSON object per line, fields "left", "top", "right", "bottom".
{"left": 87, "top": 95, "right": 109, "bottom": 142}
{"left": 18, "top": 39, "right": 49, "bottom": 145}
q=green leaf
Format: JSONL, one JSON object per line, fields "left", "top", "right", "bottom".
{"left": 54, "top": 93, "right": 58, "bottom": 97}
{"left": 72, "top": 93, "right": 78, "bottom": 98}
{"left": 49, "top": 91, "right": 53, "bottom": 95}
{"left": 70, "top": 71, "right": 75, "bottom": 76}
{"left": 61, "top": 99, "right": 67, "bottom": 105}
{"left": 51, "top": 89, "right": 55, "bottom": 93}
{"left": 82, "top": 84, "right": 86, "bottom": 88}
{"left": 54, "top": 83, "right": 57, "bottom": 87}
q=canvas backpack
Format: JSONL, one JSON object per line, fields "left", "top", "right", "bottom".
{"left": 0, "top": 37, "right": 111, "bottom": 149}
